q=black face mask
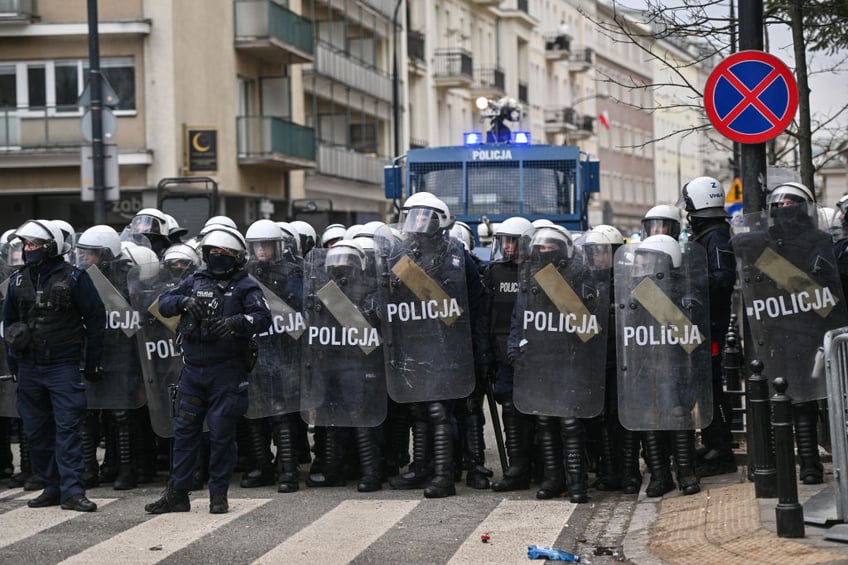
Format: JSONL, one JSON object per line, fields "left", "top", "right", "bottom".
{"left": 770, "top": 204, "right": 811, "bottom": 229}
{"left": 207, "top": 254, "right": 238, "bottom": 277}
{"left": 23, "top": 248, "right": 45, "bottom": 265}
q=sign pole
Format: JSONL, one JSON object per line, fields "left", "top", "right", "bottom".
{"left": 87, "top": 0, "right": 106, "bottom": 225}
{"left": 738, "top": 0, "right": 767, "bottom": 214}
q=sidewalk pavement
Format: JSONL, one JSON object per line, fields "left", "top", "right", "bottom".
{"left": 622, "top": 461, "right": 848, "bottom": 564}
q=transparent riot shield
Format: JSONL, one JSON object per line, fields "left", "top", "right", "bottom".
{"left": 129, "top": 264, "right": 182, "bottom": 438}
{"left": 615, "top": 242, "right": 713, "bottom": 431}
{"left": 512, "top": 237, "right": 609, "bottom": 418}
{"left": 0, "top": 276, "right": 17, "bottom": 417}
{"left": 300, "top": 248, "right": 386, "bottom": 427}
{"left": 246, "top": 272, "right": 305, "bottom": 419}
{"left": 84, "top": 263, "right": 146, "bottom": 410}
{"left": 378, "top": 234, "right": 475, "bottom": 403}
{"left": 732, "top": 211, "right": 848, "bottom": 402}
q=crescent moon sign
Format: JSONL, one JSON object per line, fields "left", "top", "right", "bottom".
{"left": 192, "top": 132, "right": 211, "bottom": 153}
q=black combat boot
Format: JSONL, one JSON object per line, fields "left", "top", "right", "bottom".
{"left": 356, "top": 427, "right": 383, "bottom": 492}
{"left": 491, "top": 401, "right": 531, "bottom": 492}
{"left": 113, "top": 410, "right": 137, "bottom": 491}
{"left": 80, "top": 411, "right": 100, "bottom": 489}
{"left": 10, "top": 430, "right": 40, "bottom": 489}
{"left": 620, "top": 429, "right": 643, "bottom": 495}
{"left": 591, "top": 415, "right": 622, "bottom": 491}
{"left": 133, "top": 409, "right": 158, "bottom": 484}
{"left": 535, "top": 416, "right": 566, "bottom": 500}
{"left": 273, "top": 417, "right": 299, "bottom": 493}
{"left": 389, "top": 407, "right": 433, "bottom": 490}
{"left": 240, "top": 420, "right": 275, "bottom": 488}
{"left": 644, "top": 431, "right": 675, "bottom": 497}
{"left": 306, "top": 427, "right": 345, "bottom": 487}
{"left": 794, "top": 402, "right": 824, "bottom": 485}
{"left": 463, "top": 399, "right": 493, "bottom": 489}
{"left": 145, "top": 487, "right": 190, "bottom": 514}
{"left": 673, "top": 430, "right": 700, "bottom": 495}
{"left": 383, "top": 401, "right": 411, "bottom": 478}
{"left": 99, "top": 413, "right": 118, "bottom": 484}
{"left": 563, "top": 418, "right": 588, "bottom": 503}
{"left": 423, "top": 402, "right": 456, "bottom": 498}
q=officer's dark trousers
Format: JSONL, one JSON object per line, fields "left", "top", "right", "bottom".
{"left": 16, "top": 361, "right": 86, "bottom": 502}
{"left": 170, "top": 360, "right": 248, "bottom": 496}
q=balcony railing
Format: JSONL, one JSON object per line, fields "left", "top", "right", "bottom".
{"left": 569, "top": 48, "right": 594, "bottom": 73}
{"left": 407, "top": 30, "right": 425, "bottom": 63}
{"left": 0, "top": 106, "right": 91, "bottom": 149}
{"left": 474, "top": 66, "right": 505, "bottom": 93}
{"left": 433, "top": 48, "right": 473, "bottom": 88}
{"left": 518, "top": 81, "right": 529, "bottom": 104}
{"left": 237, "top": 115, "right": 316, "bottom": 169}
{"left": 317, "top": 143, "right": 389, "bottom": 186}
{"left": 543, "top": 107, "right": 594, "bottom": 136}
{"left": 234, "top": 0, "right": 314, "bottom": 65}
{"left": 0, "top": 0, "right": 36, "bottom": 21}
{"left": 305, "top": 42, "right": 392, "bottom": 102}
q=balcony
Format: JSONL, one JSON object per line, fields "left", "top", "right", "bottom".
{"left": 0, "top": 107, "right": 86, "bottom": 150}
{"left": 359, "top": 0, "right": 396, "bottom": 21}
{"left": 471, "top": 0, "right": 501, "bottom": 6}
{"left": 317, "top": 143, "right": 389, "bottom": 186}
{"left": 544, "top": 34, "right": 571, "bottom": 61}
{"left": 471, "top": 66, "right": 505, "bottom": 98}
{"left": 0, "top": 0, "right": 36, "bottom": 22}
{"left": 433, "top": 48, "right": 473, "bottom": 89}
{"left": 237, "top": 115, "right": 316, "bottom": 170}
{"left": 234, "top": 0, "right": 313, "bottom": 65}
{"left": 544, "top": 107, "right": 594, "bottom": 138}
{"left": 518, "top": 81, "right": 529, "bottom": 105}
{"left": 497, "top": 0, "right": 537, "bottom": 28}
{"left": 304, "top": 42, "right": 392, "bottom": 103}
{"left": 569, "top": 48, "right": 594, "bottom": 73}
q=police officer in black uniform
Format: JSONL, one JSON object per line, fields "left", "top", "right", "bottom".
{"left": 679, "top": 177, "right": 738, "bottom": 476}
{"left": 4, "top": 219, "right": 105, "bottom": 512}
{"left": 145, "top": 223, "right": 271, "bottom": 514}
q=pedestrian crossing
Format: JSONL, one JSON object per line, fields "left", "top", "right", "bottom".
{"left": 0, "top": 488, "right": 594, "bottom": 564}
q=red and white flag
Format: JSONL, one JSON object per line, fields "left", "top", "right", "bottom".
{"left": 598, "top": 110, "right": 610, "bottom": 130}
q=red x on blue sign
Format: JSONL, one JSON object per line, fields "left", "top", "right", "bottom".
{"left": 704, "top": 50, "right": 798, "bottom": 144}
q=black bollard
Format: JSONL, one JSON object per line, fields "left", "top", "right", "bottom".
{"left": 748, "top": 360, "right": 777, "bottom": 498}
{"left": 771, "top": 377, "right": 805, "bottom": 538}
{"left": 723, "top": 318, "right": 744, "bottom": 433}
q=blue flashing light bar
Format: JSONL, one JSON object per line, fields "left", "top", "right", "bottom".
{"left": 463, "top": 131, "right": 484, "bottom": 145}
{"left": 512, "top": 131, "right": 531, "bottom": 144}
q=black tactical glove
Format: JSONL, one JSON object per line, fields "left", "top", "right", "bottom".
{"left": 83, "top": 367, "right": 102, "bottom": 383}
{"left": 180, "top": 297, "right": 205, "bottom": 319}
{"left": 208, "top": 317, "right": 236, "bottom": 339}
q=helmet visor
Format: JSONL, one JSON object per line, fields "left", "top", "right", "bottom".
{"left": 402, "top": 208, "right": 441, "bottom": 235}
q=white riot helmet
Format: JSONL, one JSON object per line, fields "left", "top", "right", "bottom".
{"left": 163, "top": 243, "right": 201, "bottom": 280}
{"left": 275, "top": 222, "right": 302, "bottom": 257}
{"left": 635, "top": 234, "right": 682, "bottom": 276}
{"left": 529, "top": 226, "right": 573, "bottom": 264}
{"left": 344, "top": 224, "right": 364, "bottom": 240}
{"left": 1, "top": 228, "right": 22, "bottom": 268}
{"left": 767, "top": 182, "right": 817, "bottom": 226}
{"left": 325, "top": 239, "right": 366, "bottom": 279}
{"left": 531, "top": 218, "right": 556, "bottom": 229}
{"left": 354, "top": 221, "right": 388, "bottom": 246}
{"left": 130, "top": 208, "right": 170, "bottom": 238}
{"left": 123, "top": 243, "right": 160, "bottom": 283}
{"left": 200, "top": 225, "right": 247, "bottom": 276}
{"left": 491, "top": 217, "right": 533, "bottom": 262}
{"left": 164, "top": 213, "right": 189, "bottom": 242}
{"left": 402, "top": 195, "right": 452, "bottom": 236}
{"left": 52, "top": 219, "right": 76, "bottom": 245}
{"left": 678, "top": 177, "right": 728, "bottom": 219}
{"left": 75, "top": 225, "right": 122, "bottom": 267}
{"left": 641, "top": 204, "right": 681, "bottom": 240}
{"left": 246, "top": 219, "right": 285, "bottom": 263}
{"left": 321, "top": 223, "right": 347, "bottom": 248}
{"left": 580, "top": 230, "right": 614, "bottom": 268}
{"left": 15, "top": 219, "right": 69, "bottom": 261}
{"left": 818, "top": 206, "right": 842, "bottom": 241}
{"left": 591, "top": 224, "right": 624, "bottom": 246}
{"left": 450, "top": 221, "right": 476, "bottom": 252}
{"left": 199, "top": 216, "right": 238, "bottom": 238}
{"left": 290, "top": 220, "right": 317, "bottom": 254}
{"left": 400, "top": 191, "right": 436, "bottom": 222}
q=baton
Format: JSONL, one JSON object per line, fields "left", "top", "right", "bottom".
{"left": 485, "top": 378, "right": 508, "bottom": 476}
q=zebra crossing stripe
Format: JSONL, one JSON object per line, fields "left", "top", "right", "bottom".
{"left": 0, "top": 498, "right": 118, "bottom": 549}
{"left": 447, "top": 499, "right": 577, "bottom": 564}
{"left": 58, "top": 498, "right": 271, "bottom": 565}
{"left": 253, "top": 499, "right": 419, "bottom": 564}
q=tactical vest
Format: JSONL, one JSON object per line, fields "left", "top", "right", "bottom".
{"left": 176, "top": 275, "right": 227, "bottom": 343}
{"left": 14, "top": 263, "right": 83, "bottom": 362}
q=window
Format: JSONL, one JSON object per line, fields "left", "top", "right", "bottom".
{"left": 0, "top": 57, "right": 136, "bottom": 114}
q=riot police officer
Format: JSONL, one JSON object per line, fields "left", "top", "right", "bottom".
{"left": 145, "top": 224, "right": 271, "bottom": 514}
{"left": 679, "top": 177, "right": 738, "bottom": 477}
{"left": 240, "top": 219, "right": 304, "bottom": 493}
{"left": 484, "top": 217, "right": 534, "bottom": 492}
{"left": 127, "top": 208, "right": 173, "bottom": 258}
{"left": 4, "top": 219, "right": 105, "bottom": 511}
{"left": 641, "top": 204, "right": 682, "bottom": 239}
